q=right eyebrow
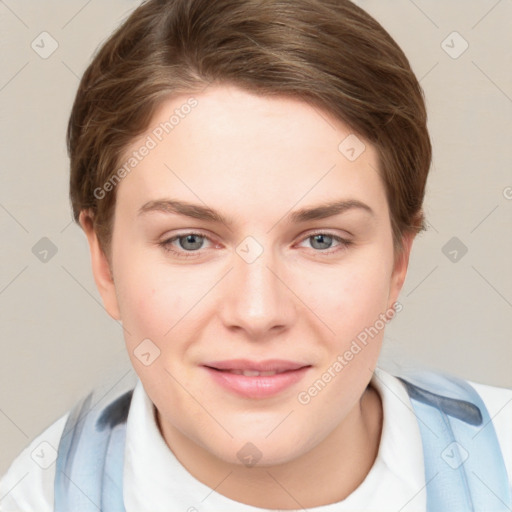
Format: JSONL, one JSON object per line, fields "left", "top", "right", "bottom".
{"left": 138, "top": 199, "right": 233, "bottom": 224}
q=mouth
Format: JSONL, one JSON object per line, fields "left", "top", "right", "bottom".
{"left": 201, "top": 359, "right": 312, "bottom": 399}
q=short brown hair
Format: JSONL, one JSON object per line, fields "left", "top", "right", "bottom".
{"left": 68, "top": 0, "right": 432, "bottom": 260}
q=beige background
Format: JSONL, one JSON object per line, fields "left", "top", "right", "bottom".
{"left": 1, "top": 0, "right": 511, "bottom": 475}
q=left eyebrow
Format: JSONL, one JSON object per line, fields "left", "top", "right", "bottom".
{"left": 287, "top": 199, "right": 374, "bottom": 223}
{"left": 137, "top": 198, "right": 374, "bottom": 225}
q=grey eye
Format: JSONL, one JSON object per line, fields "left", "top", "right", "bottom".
{"left": 309, "top": 234, "right": 334, "bottom": 250}
{"left": 178, "top": 234, "right": 205, "bottom": 251}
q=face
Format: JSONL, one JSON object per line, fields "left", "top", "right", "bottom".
{"left": 83, "top": 85, "right": 411, "bottom": 467}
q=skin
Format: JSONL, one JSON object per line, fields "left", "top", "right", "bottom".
{"left": 81, "top": 85, "right": 414, "bottom": 509}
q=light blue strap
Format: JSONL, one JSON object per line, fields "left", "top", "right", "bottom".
{"left": 399, "top": 370, "right": 512, "bottom": 512}
{"left": 54, "top": 388, "right": 132, "bottom": 511}
{"left": 101, "top": 423, "right": 127, "bottom": 511}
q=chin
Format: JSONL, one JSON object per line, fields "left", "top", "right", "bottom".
{"left": 209, "top": 434, "right": 309, "bottom": 469}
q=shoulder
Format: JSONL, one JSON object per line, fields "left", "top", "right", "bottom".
{"left": 0, "top": 411, "right": 68, "bottom": 512}
{"left": 0, "top": 374, "right": 138, "bottom": 512}
{"left": 393, "top": 366, "right": 512, "bottom": 487}
{"left": 468, "top": 378, "right": 512, "bottom": 485}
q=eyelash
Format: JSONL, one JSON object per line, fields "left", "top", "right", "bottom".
{"left": 158, "top": 230, "right": 353, "bottom": 259}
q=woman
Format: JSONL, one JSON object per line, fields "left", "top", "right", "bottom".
{"left": 1, "top": 1, "right": 510, "bottom": 510}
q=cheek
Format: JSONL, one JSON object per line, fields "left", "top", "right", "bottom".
{"left": 113, "top": 257, "right": 186, "bottom": 345}
{"left": 301, "top": 254, "right": 392, "bottom": 333}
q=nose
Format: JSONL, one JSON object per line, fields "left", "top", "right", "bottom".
{"left": 218, "top": 240, "right": 297, "bottom": 341}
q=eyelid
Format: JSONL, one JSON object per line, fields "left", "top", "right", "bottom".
{"left": 295, "top": 229, "right": 353, "bottom": 252}
{"left": 300, "top": 228, "right": 353, "bottom": 241}
{"left": 160, "top": 230, "right": 217, "bottom": 250}
{"left": 159, "top": 230, "right": 226, "bottom": 261}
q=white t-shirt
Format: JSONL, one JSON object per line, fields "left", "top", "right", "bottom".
{"left": 1, "top": 368, "right": 511, "bottom": 511}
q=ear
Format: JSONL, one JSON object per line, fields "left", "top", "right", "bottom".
{"left": 79, "top": 210, "right": 121, "bottom": 321}
{"left": 387, "top": 232, "right": 415, "bottom": 310}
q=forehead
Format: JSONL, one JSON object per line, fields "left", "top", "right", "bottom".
{"left": 114, "top": 85, "right": 387, "bottom": 221}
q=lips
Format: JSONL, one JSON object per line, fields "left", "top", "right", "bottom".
{"left": 202, "top": 359, "right": 311, "bottom": 399}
